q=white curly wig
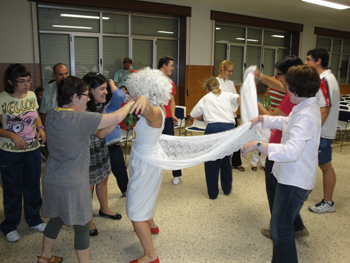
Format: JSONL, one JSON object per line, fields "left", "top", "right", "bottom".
{"left": 126, "top": 67, "right": 172, "bottom": 106}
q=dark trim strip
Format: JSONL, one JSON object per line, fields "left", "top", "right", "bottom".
{"left": 211, "top": 11, "right": 303, "bottom": 32}
{"left": 315, "top": 27, "right": 350, "bottom": 39}
{"left": 34, "top": 0, "right": 191, "bottom": 17}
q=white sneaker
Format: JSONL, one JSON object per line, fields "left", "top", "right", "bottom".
{"left": 172, "top": 177, "right": 181, "bottom": 185}
{"left": 308, "top": 199, "right": 336, "bottom": 213}
{"left": 30, "top": 222, "right": 47, "bottom": 232}
{"left": 6, "top": 230, "right": 20, "bottom": 242}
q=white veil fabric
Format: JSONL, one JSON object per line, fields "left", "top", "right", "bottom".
{"left": 131, "top": 66, "right": 260, "bottom": 170}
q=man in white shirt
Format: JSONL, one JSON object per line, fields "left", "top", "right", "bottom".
{"left": 305, "top": 48, "right": 340, "bottom": 213}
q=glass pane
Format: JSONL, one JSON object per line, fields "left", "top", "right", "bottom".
{"left": 215, "top": 25, "right": 245, "bottom": 44}
{"left": 246, "top": 46, "right": 261, "bottom": 69}
{"left": 131, "top": 16, "right": 178, "bottom": 37}
{"left": 317, "top": 37, "right": 331, "bottom": 51}
{"left": 103, "top": 37, "right": 128, "bottom": 79}
{"left": 277, "top": 49, "right": 290, "bottom": 63}
{"left": 38, "top": 7, "right": 100, "bottom": 33}
{"left": 339, "top": 55, "right": 349, "bottom": 83}
{"left": 343, "top": 41, "right": 350, "bottom": 54}
{"left": 74, "top": 37, "right": 99, "bottom": 78}
{"left": 157, "top": 39, "right": 178, "bottom": 84}
{"left": 332, "top": 39, "right": 342, "bottom": 52}
{"left": 214, "top": 44, "right": 227, "bottom": 77}
{"left": 247, "top": 28, "right": 262, "bottom": 45}
{"left": 230, "top": 46, "right": 244, "bottom": 84}
{"left": 264, "top": 30, "right": 291, "bottom": 48}
{"left": 330, "top": 53, "right": 340, "bottom": 79}
{"left": 103, "top": 13, "right": 128, "bottom": 34}
{"left": 132, "top": 39, "right": 153, "bottom": 70}
{"left": 39, "top": 33, "right": 70, "bottom": 86}
{"left": 263, "top": 49, "right": 275, "bottom": 77}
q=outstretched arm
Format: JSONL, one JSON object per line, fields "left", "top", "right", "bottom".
{"left": 98, "top": 100, "right": 134, "bottom": 129}
{"left": 255, "top": 68, "right": 286, "bottom": 93}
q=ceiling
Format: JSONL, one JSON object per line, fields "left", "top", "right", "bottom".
{"left": 171, "top": 0, "right": 350, "bottom": 32}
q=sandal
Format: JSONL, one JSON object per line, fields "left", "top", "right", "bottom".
{"left": 260, "top": 166, "right": 265, "bottom": 171}
{"left": 37, "top": 255, "right": 63, "bottom": 263}
{"left": 251, "top": 166, "right": 257, "bottom": 171}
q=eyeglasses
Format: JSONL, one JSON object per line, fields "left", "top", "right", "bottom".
{"left": 306, "top": 58, "right": 316, "bottom": 61}
{"left": 16, "top": 79, "right": 32, "bottom": 85}
{"left": 80, "top": 93, "right": 89, "bottom": 97}
{"left": 225, "top": 70, "right": 233, "bottom": 73}
{"left": 277, "top": 72, "right": 284, "bottom": 76}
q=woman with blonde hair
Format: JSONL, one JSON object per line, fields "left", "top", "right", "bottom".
{"left": 190, "top": 77, "right": 240, "bottom": 199}
{"left": 217, "top": 60, "right": 245, "bottom": 172}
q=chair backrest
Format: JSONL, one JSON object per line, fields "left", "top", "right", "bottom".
{"left": 175, "top": 106, "right": 186, "bottom": 119}
{"left": 338, "top": 109, "right": 350, "bottom": 122}
{"left": 339, "top": 105, "right": 350, "bottom": 110}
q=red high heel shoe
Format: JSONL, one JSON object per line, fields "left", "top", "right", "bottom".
{"left": 150, "top": 226, "right": 159, "bottom": 234}
{"left": 129, "top": 257, "right": 159, "bottom": 263}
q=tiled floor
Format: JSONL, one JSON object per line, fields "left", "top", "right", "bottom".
{"left": 0, "top": 137, "right": 349, "bottom": 263}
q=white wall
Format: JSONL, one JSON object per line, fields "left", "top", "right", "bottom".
{"left": 0, "top": 0, "right": 39, "bottom": 63}
{"left": 0, "top": 0, "right": 345, "bottom": 66}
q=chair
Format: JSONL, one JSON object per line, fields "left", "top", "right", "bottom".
{"left": 337, "top": 109, "right": 350, "bottom": 151}
{"left": 185, "top": 119, "right": 207, "bottom": 135}
{"left": 120, "top": 128, "right": 133, "bottom": 162}
{"left": 174, "top": 106, "right": 190, "bottom": 136}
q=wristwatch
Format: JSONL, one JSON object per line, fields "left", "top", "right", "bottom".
{"left": 257, "top": 141, "right": 262, "bottom": 152}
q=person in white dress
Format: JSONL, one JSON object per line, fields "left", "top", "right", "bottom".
{"left": 126, "top": 68, "right": 172, "bottom": 263}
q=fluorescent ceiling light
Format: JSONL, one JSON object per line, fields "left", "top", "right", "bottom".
{"left": 271, "top": 35, "right": 285, "bottom": 38}
{"left": 302, "top": 0, "right": 350, "bottom": 10}
{"left": 52, "top": 25, "right": 92, "bottom": 29}
{"left": 60, "top": 14, "right": 110, "bottom": 20}
{"left": 216, "top": 27, "right": 221, "bottom": 30}
{"left": 157, "top": 31, "right": 174, "bottom": 34}
{"left": 236, "top": 37, "right": 259, "bottom": 42}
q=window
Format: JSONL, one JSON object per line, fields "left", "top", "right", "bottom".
{"left": 317, "top": 37, "right": 350, "bottom": 84}
{"left": 38, "top": 6, "right": 180, "bottom": 85}
{"left": 215, "top": 24, "right": 291, "bottom": 84}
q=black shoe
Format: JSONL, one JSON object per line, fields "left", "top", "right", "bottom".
{"left": 99, "top": 210, "right": 122, "bottom": 220}
{"left": 89, "top": 228, "right": 98, "bottom": 236}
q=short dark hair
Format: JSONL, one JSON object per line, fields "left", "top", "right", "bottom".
{"left": 157, "top": 55, "right": 174, "bottom": 69}
{"left": 4, "top": 63, "right": 31, "bottom": 94}
{"left": 82, "top": 72, "right": 108, "bottom": 112}
{"left": 275, "top": 55, "right": 303, "bottom": 75}
{"left": 286, "top": 65, "right": 320, "bottom": 98}
{"left": 35, "top": 86, "right": 44, "bottom": 96}
{"left": 123, "top": 57, "right": 132, "bottom": 64}
{"left": 57, "top": 76, "right": 88, "bottom": 107}
{"left": 307, "top": 48, "right": 329, "bottom": 69}
{"left": 53, "top": 63, "right": 67, "bottom": 75}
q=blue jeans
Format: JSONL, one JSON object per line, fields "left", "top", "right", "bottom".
{"left": 162, "top": 117, "right": 181, "bottom": 177}
{"left": 204, "top": 123, "right": 235, "bottom": 199}
{"left": 270, "top": 182, "right": 311, "bottom": 263}
{"left": 0, "top": 148, "right": 43, "bottom": 235}
{"left": 265, "top": 157, "right": 306, "bottom": 232}
{"left": 108, "top": 143, "right": 129, "bottom": 194}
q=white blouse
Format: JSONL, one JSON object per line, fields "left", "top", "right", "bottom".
{"left": 190, "top": 92, "right": 239, "bottom": 124}
{"left": 263, "top": 97, "right": 321, "bottom": 190}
